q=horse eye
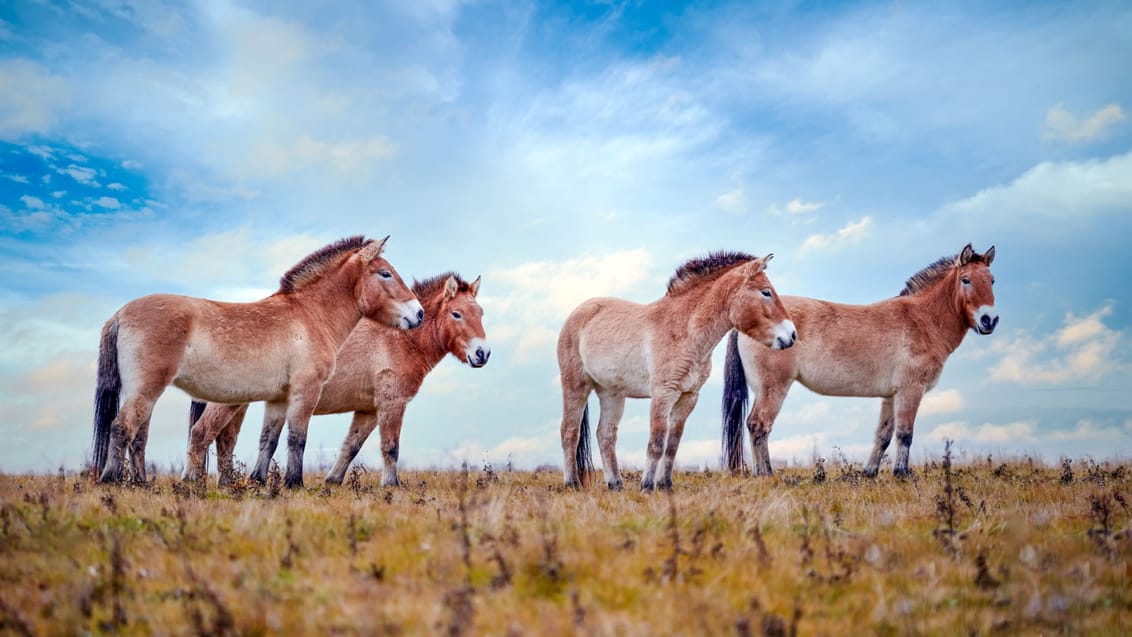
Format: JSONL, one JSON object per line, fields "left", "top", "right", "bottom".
{"left": 961, "top": 277, "right": 970, "bottom": 285}
{"left": 451, "top": 311, "right": 462, "bottom": 319}
{"left": 379, "top": 270, "right": 392, "bottom": 279}
{"left": 761, "top": 289, "right": 772, "bottom": 298}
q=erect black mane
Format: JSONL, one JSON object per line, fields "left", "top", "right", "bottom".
{"left": 278, "top": 235, "right": 372, "bottom": 294}
{"left": 898, "top": 250, "right": 989, "bottom": 296}
{"left": 666, "top": 251, "right": 756, "bottom": 296}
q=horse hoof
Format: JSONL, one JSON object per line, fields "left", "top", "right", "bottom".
{"left": 284, "top": 476, "right": 304, "bottom": 489}
{"left": 893, "top": 467, "right": 913, "bottom": 480}
{"left": 606, "top": 480, "right": 623, "bottom": 491}
{"left": 325, "top": 475, "right": 343, "bottom": 486}
{"left": 381, "top": 477, "right": 400, "bottom": 488}
{"left": 862, "top": 467, "right": 879, "bottom": 479}
{"left": 656, "top": 481, "right": 673, "bottom": 492}
{"left": 640, "top": 482, "right": 655, "bottom": 493}
{"left": 564, "top": 479, "right": 581, "bottom": 490}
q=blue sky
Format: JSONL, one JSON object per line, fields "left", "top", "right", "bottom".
{"left": 1, "top": 0, "right": 1130, "bottom": 475}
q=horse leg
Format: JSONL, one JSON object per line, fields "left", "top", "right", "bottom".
{"left": 657, "top": 391, "right": 700, "bottom": 491}
{"left": 377, "top": 405, "right": 408, "bottom": 487}
{"left": 215, "top": 404, "right": 247, "bottom": 487}
{"left": 184, "top": 403, "right": 240, "bottom": 483}
{"left": 559, "top": 381, "right": 591, "bottom": 489}
{"left": 100, "top": 389, "right": 162, "bottom": 484}
{"left": 325, "top": 411, "right": 379, "bottom": 486}
{"left": 128, "top": 415, "right": 151, "bottom": 485}
{"left": 594, "top": 391, "right": 626, "bottom": 490}
{"left": 891, "top": 389, "right": 924, "bottom": 479}
{"left": 249, "top": 402, "right": 287, "bottom": 484}
{"left": 863, "top": 398, "right": 895, "bottom": 478}
{"left": 641, "top": 394, "right": 677, "bottom": 492}
{"left": 748, "top": 382, "right": 789, "bottom": 477}
{"left": 283, "top": 382, "right": 324, "bottom": 489}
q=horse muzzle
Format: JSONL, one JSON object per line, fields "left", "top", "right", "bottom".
{"left": 974, "top": 306, "right": 998, "bottom": 335}
{"left": 770, "top": 320, "right": 797, "bottom": 350}
{"left": 398, "top": 301, "right": 425, "bottom": 330}
{"left": 466, "top": 341, "right": 491, "bottom": 368}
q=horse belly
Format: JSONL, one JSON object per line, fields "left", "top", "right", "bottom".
{"left": 173, "top": 337, "right": 292, "bottom": 403}
{"left": 579, "top": 343, "right": 651, "bottom": 398}
{"left": 794, "top": 343, "right": 897, "bottom": 398}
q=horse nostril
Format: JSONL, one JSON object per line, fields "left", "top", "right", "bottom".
{"left": 791, "top": 330, "right": 797, "bottom": 342}
{"left": 416, "top": 308, "right": 425, "bottom": 322}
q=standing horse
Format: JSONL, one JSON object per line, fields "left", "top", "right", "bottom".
{"left": 92, "top": 236, "right": 424, "bottom": 487}
{"left": 559, "top": 252, "right": 796, "bottom": 492}
{"left": 722, "top": 244, "right": 997, "bottom": 478}
{"left": 185, "top": 273, "right": 489, "bottom": 487}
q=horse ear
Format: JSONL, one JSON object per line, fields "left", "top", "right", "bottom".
{"left": 469, "top": 275, "right": 482, "bottom": 298}
{"left": 983, "top": 245, "right": 995, "bottom": 266}
{"left": 957, "top": 243, "right": 974, "bottom": 265}
{"left": 360, "top": 236, "right": 389, "bottom": 262}
{"left": 444, "top": 275, "right": 459, "bottom": 299}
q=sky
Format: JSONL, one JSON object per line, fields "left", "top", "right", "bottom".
{"left": 1, "top": 0, "right": 1130, "bottom": 476}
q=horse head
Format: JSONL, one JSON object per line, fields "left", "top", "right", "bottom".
{"left": 954, "top": 244, "right": 997, "bottom": 335}
{"left": 437, "top": 274, "right": 490, "bottom": 367}
{"left": 356, "top": 237, "right": 424, "bottom": 330}
{"left": 728, "top": 254, "right": 797, "bottom": 350}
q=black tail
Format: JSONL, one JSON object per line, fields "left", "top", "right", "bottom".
{"left": 576, "top": 403, "right": 595, "bottom": 485}
{"left": 92, "top": 320, "right": 121, "bottom": 475}
{"left": 722, "top": 330, "right": 749, "bottom": 472}
{"left": 189, "top": 400, "right": 208, "bottom": 475}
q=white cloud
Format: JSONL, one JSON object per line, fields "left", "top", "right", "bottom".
{"left": 94, "top": 196, "right": 121, "bottom": 209}
{"left": 920, "top": 389, "right": 965, "bottom": 416}
{"left": 1043, "top": 103, "right": 1126, "bottom": 143}
{"left": 0, "top": 59, "right": 71, "bottom": 139}
{"left": 483, "top": 249, "right": 656, "bottom": 362}
{"left": 20, "top": 195, "right": 45, "bottom": 210}
{"left": 107, "top": 182, "right": 127, "bottom": 191}
{"left": 990, "top": 304, "right": 1123, "bottom": 384}
{"left": 121, "top": 159, "right": 143, "bottom": 170}
{"left": 801, "top": 215, "right": 872, "bottom": 252}
{"left": 714, "top": 188, "right": 745, "bottom": 214}
{"left": 58, "top": 164, "right": 99, "bottom": 186}
{"left": 243, "top": 134, "right": 397, "bottom": 179}
{"left": 944, "top": 151, "right": 1132, "bottom": 220}
{"left": 4, "top": 173, "right": 29, "bottom": 184}
{"left": 766, "top": 198, "right": 828, "bottom": 216}
{"left": 1048, "top": 419, "right": 1128, "bottom": 443}
{"left": 929, "top": 420, "right": 1037, "bottom": 443}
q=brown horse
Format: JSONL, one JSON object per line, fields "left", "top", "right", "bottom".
{"left": 559, "top": 252, "right": 796, "bottom": 492}
{"left": 186, "top": 273, "right": 489, "bottom": 487}
{"left": 722, "top": 244, "right": 997, "bottom": 478}
{"left": 92, "top": 236, "right": 424, "bottom": 486}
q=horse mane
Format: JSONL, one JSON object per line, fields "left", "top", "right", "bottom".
{"left": 413, "top": 272, "right": 470, "bottom": 309}
{"left": 666, "top": 251, "right": 756, "bottom": 296}
{"left": 899, "top": 251, "right": 989, "bottom": 296}
{"left": 279, "top": 235, "right": 373, "bottom": 294}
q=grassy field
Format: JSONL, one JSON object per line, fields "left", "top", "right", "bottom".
{"left": 0, "top": 451, "right": 1129, "bottom": 636}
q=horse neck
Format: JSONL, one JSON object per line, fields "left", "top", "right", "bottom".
{"left": 298, "top": 261, "right": 366, "bottom": 346}
{"left": 403, "top": 294, "right": 451, "bottom": 372}
{"left": 912, "top": 271, "right": 969, "bottom": 354}
{"left": 656, "top": 273, "right": 738, "bottom": 359}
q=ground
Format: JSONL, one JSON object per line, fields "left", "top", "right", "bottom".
{"left": 0, "top": 453, "right": 1129, "bottom": 636}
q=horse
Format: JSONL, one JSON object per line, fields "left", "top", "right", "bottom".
{"left": 721, "top": 243, "right": 997, "bottom": 478}
{"left": 91, "top": 235, "right": 424, "bottom": 487}
{"left": 559, "top": 251, "right": 797, "bottom": 492}
{"left": 183, "top": 273, "right": 489, "bottom": 488}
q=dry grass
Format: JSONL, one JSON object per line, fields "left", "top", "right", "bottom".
{"left": 1, "top": 455, "right": 1130, "bottom": 636}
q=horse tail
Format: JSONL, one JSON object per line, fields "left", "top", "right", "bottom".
{"left": 722, "top": 330, "right": 749, "bottom": 473}
{"left": 92, "top": 319, "right": 121, "bottom": 475}
{"left": 576, "top": 403, "right": 595, "bottom": 484}
{"left": 189, "top": 400, "right": 209, "bottom": 475}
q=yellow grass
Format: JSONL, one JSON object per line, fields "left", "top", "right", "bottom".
{"left": 1, "top": 456, "right": 1129, "bottom": 636}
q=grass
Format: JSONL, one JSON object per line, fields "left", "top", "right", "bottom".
{"left": 0, "top": 453, "right": 1129, "bottom": 636}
